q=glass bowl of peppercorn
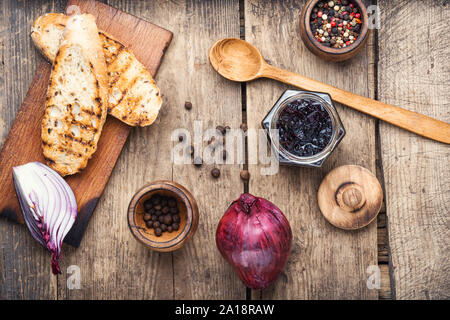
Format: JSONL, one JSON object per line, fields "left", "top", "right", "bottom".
{"left": 262, "top": 89, "right": 345, "bottom": 168}
{"left": 127, "top": 180, "right": 199, "bottom": 252}
{"left": 299, "top": 0, "right": 369, "bottom": 62}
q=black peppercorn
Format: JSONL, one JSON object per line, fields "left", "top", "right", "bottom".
{"left": 170, "top": 207, "right": 178, "bottom": 214}
{"left": 168, "top": 198, "right": 177, "bottom": 207}
{"left": 154, "top": 228, "right": 162, "bottom": 237}
{"left": 143, "top": 213, "right": 151, "bottom": 221}
{"left": 146, "top": 220, "right": 153, "bottom": 228}
{"left": 144, "top": 199, "right": 153, "bottom": 211}
{"left": 240, "top": 170, "right": 250, "bottom": 181}
{"left": 153, "top": 221, "right": 160, "bottom": 228}
{"left": 172, "top": 223, "right": 179, "bottom": 231}
{"left": 161, "top": 224, "right": 167, "bottom": 232}
{"left": 173, "top": 214, "right": 180, "bottom": 223}
{"left": 151, "top": 194, "right": 160, "bottom": 205}
{"left": 211, "top": 168, "right": 220, "bottom": 178}
{"left": 163, "top": 214, "right": 172, "bottom": 225}
{"left": 216, "top": 125, "right": 226, "bottom": 135}
{"left": 185, "top": 101, "right": 192, "bottom": 110}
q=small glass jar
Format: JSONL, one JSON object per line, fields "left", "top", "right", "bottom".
{"left": 262, "top": 89, "right": 346, "bottom": 168}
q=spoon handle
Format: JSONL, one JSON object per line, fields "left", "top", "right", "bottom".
{"left": 262, "top": 64, "right": 450, "bottom": 144}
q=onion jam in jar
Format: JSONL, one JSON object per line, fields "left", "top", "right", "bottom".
{"left": 262, "top": 90, "right": 345, "bottom": 167}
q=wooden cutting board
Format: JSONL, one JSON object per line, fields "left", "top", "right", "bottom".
{"left": 0, "top": 0, "right": 172, "bottom": 247}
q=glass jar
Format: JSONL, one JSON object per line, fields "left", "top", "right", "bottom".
{"left": 262, "top": 89, "right": 346, "bottom": 168}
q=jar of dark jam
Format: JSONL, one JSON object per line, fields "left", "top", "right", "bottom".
{"left": 262, "top": 90, "right": 345, "bottom": 167}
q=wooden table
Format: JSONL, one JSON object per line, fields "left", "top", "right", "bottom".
{"left": 0, "top": 0, "right": 448, "bottom": 300}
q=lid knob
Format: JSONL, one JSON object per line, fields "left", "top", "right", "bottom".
{"left": 336, "top": 183, "right": 366, "bottom": 212}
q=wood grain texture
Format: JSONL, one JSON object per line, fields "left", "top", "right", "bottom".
{"left": 245, "top": 0, "right": 378, "bottom": 299}
{"left": 0, "top": 0, "right": 65, "bottom": 301}
{"left": 378, "top": 0, "right": 450, "bottom": 299}
{"left": 158, "top": 0, "right": 245, "bottom": 299}
{"left": 0, "top": 0, "right": 172, "bottom": 247}
{"left": 56, "top": 0, "right": 245, "bottom": 299}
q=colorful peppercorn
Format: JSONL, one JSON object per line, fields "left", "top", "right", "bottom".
{"left": 309, "top": 0, "right": 362, "bottom": 49}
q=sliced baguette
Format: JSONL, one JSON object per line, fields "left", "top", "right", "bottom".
{"left": 41, "top": 14, "right": 108, "bottom": 176}
{"left": 32, "top": 13, "right": 162, "bottom": 127}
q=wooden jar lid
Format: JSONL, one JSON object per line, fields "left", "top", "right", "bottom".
{"left": 318, "top": 165, "right": 383, "bottom": 230}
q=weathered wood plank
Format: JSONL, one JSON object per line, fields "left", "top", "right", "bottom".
{"left": 245, "top": 0, "right": 378, "bottom": 299}
{"left": 56, "top": 0, "right": 173, "bottom": 299}
{"left": 378, "top": 0, "right": 450, "bottom": 300}
{"left": 379, "top": 264, "right": 391, "bottom": 300}
{"left": 0, "top": 0, "right": 66, "bottom": 300}
{"left": 56, "top": 0, "right": 244, "bottom": 299}
{"left": 161, "top": 0, "right": 245, "bottom": 299}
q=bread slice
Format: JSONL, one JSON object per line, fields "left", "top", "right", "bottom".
{"left": 32, "top": 13, "right": 162, "bottom": 127}
{"left": 41, "top": 14, "right": 108, "bottom": 176}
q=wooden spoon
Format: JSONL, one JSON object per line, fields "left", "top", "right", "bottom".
{"left": 209, "top": 38, "right": 450, "bottom": 144}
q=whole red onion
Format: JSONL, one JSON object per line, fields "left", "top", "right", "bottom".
{"left": 216, "top": 193, "right": 292, "bottom": 289}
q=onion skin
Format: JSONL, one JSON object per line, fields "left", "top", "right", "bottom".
{"left": 216, "top": 193, "right": 292, "bottom": 290}
{"left": 12, "top": 162, "right": 77, "bottom": 274}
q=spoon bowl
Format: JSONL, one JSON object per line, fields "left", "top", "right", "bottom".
{"left": 209, "top": 38, "right": 264, "bottom": 82}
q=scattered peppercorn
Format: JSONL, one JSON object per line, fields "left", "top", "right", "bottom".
{"left": 211, "top": 168, "right": 221, "bottom": 178}
{"left": 309, "top": 0, "right": 362, "bottom": 49}
{"left": 240, "top": 170, "right": 250, "bottom": 181}
{"left": 216, "top": 125, "right": 226, "bottom": 135}
{"left": 240, "top": 123, "right": 248, "bottom": 132}
{"left": 185, "top": 101, "right": 192, "bottom": 110}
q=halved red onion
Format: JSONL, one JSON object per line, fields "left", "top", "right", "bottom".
{"left": 12, "top": 162, "right": 77, "bottom": 274}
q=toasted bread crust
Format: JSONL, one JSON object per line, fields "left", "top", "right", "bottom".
{"left": 32, "top": 13, "right": 162, "bottom": 127}
{"left": 41, "top": 14, "right": 108, "bottom": 176}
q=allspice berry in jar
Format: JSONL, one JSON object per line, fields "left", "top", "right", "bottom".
{"left": 142, "top": 193, "right": 182, "bottom": 237}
